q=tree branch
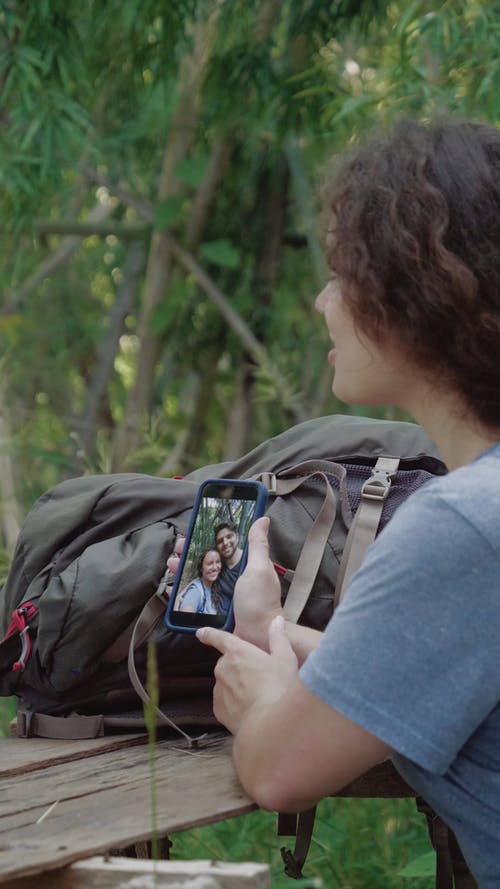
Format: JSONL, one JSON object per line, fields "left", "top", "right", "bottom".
{"left": 82, "top": 169, "right": 308, "bottom": 422}
{"left": 35, "top": 220, "right": 148, "bottom": 238}
{"left": 3, "top": 201, "right": 117, "bottom": 315}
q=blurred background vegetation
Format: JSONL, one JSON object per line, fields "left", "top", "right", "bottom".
{"left": 1, "top": 0, "right": 499, "bottom": 538}
{"left": 0, "top": 0, "right": 498, "bottom": 884}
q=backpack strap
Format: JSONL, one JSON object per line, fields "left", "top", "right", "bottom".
{"left": 16, "top": 576, "right": 206, "bottom": 745}
{"left": 278, "top": 807, "right": 317, "bottom": 879}
{"left": 334, "top": 456, "right": 400, "bottom": 608}
{"left": 257, "top": 459, "right": 352, "bottom": 624}
{"left": 259, "top": 461, "right": 344, "bottom": 881}
{"left": 126, "top": 587, "right": 207, "bottom": 748}
{"left": 16, "top": 707, "right": 105, "bottom": 739}
{"left": 17, "top": 587, "right": 208, "bottom": 745}
{"left": 416, "top": 797, "right": 477, "bottom": 889}
{"left": 272, "top": 457, "right": 399, "bottom": 883}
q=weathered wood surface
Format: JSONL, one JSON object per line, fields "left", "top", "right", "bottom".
{"left": 0, "top": 729, "right": 413, "bottom": 885}
{"left": 2, "top": 856, "right": 271, "bottom": 889}
{"left": 0, "top": 732, "right": 149, "bottom": 778}
{"left": 0, "top": 731, "right": 256, "bottom": 884}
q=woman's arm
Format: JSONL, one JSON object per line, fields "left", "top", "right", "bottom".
{"left": 178, "top": 580, "right": 200, "bottom": 612}
{"left": 234, "top": 679, "right": 391, "bottom": 812}
{"left": 197, "top": 618, "right": 391, "bottom": 812}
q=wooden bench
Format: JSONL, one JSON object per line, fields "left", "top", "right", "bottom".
{"left": 0, "top": 726, "right": 416, "bottom": 888}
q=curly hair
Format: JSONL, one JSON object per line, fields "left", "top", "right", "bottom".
{"left": 325, "top": 119, "right": 500, "bottom": 429}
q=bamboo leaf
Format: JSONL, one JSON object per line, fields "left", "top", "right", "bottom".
{"left": 199, "top": 238, "right": 241, "bottom": 269}
{"left": 150, "top": 278, "right": 193, "bottom": 334}
{"left": 330, "top": 93, "right": 379, "bottom": 125}
{"left": 153, "top": 195, "right": 186, "bottom": 230}
{"left": 174, "top": 153, "right": 209, "bottom": 188}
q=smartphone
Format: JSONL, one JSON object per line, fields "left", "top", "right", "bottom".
{"left": 165, "top": 478, "right": 268, "bottom": 633}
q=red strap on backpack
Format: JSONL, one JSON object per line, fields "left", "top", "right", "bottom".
{"left": 3, "top": 601, "right": 37, "bottom": 672}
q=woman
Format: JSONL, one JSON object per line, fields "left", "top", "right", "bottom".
{"left": 197, "top": 120, "right": 500, "bottom": 887}
{"left": 177, "top": 548, "right": 223, "bottom": 614}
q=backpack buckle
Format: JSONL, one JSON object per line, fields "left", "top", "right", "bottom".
{"left": 16, "top": 708, "right": 33, "bottom": 738}
{"left": 13, "top": 627, "right": 31, "bottom": 672}
{"left": 361, "top": 468, "right": 394, "bottom": 501}
{"left": 260, "top": 472, "right": 278, "bottom": 494}
{"left": 3, "top": 601, "right": 37, "bottom": 673}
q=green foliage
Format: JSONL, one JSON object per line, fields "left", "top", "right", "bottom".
{"left": 0, "top": 698, "right": 16, "bottom": 737}
{"left": 170, "top": 795, "right": 435, "bottom": 888}
{"left": 399, "top": 850, "right": 436, "bottom": 878}
{"left": 154, "top": 196, "right": 187, "bottom": 230}
{"left": 2, "top": 0, "right": 499, "bottom": 509}
{"left": 174, "top": 154, "right": 210, "bottom": 188}
{"left": 199, "top": 238, "right": 241, "bottom": 269}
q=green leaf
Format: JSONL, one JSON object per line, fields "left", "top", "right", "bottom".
{"left": 399, "top": 850, "right": 436, "bottom": 877}
{"left": 394, "top": 0, "right": 426, "bottom": 40}
{"left": 150, "top": 277, "right": 193, "bottom": 334}
{"left": 173, "top": 153, "right": 209, "bottom": 188}
{"left": 153, "top": 195, "right": 185, "bottom": 230}
{"left": 331, "top": 94, "right": 379, "bottom": 125}
{"left": 199, "top": 239, "right": 241, "bottom": 269}
{"left": 19, "top": 115, "right": 43, "bottom": 151}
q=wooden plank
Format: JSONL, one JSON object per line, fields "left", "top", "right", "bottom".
{"left": 2, "top": 856, "right": 271, "bottom": 889}
{"left": 1, "top": 738, "right": 190, "bottom": 822}
{"left": 0, "top": 733, "right": 256, "bottom": 883}
{"left": 0, "top": 733, "right": 149, "bottom": 778}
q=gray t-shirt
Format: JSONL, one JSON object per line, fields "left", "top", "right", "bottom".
{"left": 300, "top": 443, "right": 500, "bottom": 887}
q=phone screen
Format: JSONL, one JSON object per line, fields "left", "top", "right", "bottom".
{"left": 165, "top": 479, "right": 267, "bottom": 632}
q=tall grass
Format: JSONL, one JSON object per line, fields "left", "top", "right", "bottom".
{"left": 0, "top": 697, "right": 15, "bottom": 736}
{"left": 170, "top": 794, "right": 435, "bottom": 888}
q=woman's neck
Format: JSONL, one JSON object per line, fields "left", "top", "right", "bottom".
{"left": 406, "top": 386, "right": 498, "bottom": 470}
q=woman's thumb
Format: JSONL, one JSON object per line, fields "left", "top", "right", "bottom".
{"left": 268, "top": 614, "right": 296, "bottom": 663}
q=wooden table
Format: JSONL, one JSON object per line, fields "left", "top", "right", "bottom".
{"left": 0, "top": 728, "right": 414, "bottom": 887}
{"left": 0, "top": 729, "right": 256, "bottom": 885}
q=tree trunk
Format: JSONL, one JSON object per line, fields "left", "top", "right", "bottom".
{"left": 76, "top": 243, "right": 145, "bottom": 465}
{"left": 180, "top": 337, "right": 225, "bottom": 474}
{"left": 111, "top": 16, "right": 218, "bottom": 471}
{"left": 223, "top": 364, "right": 254, "bottom": 460}
{"left": 0, "top": 389, "right": 22, "bottom": 551}
{"left": 220, "top": 157, "right": 293, "bottom": 459}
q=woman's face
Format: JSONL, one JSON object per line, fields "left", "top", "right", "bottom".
{"left": 201, "top": 550, "right": 222, "bottom": 586}
{"left": 315, "top": 279, "right": 414, "bottom": 408}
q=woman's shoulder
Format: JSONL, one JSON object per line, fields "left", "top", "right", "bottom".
{"left": 381, "top": 443, "right": 500, "bottom": 556}
{"left": 423, "top": 442, "right": 500, "bottom": 507}
{"left": 184, "top": 577, "right": 203, "bottom": 593}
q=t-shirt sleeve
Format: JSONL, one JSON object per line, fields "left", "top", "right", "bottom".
{"left": 300, "top": 486, "right": 500, "bottom": 774}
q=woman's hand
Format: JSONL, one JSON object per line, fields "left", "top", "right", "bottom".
{"left": 196, "top": 615, "right": 298, "bottom": 734}
{"left": 232, "top": 517, "right": 284, "bottom": 650}
{"left": 164, "top": 534, "right": 186, "bottom": 597}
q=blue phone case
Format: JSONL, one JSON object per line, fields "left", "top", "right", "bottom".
{"left": 165, "top": 478, "right": 268, "bottom": 634}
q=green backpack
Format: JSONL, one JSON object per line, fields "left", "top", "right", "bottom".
{"left": 0, "top": 413, "right": 445, "bottom": 741}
